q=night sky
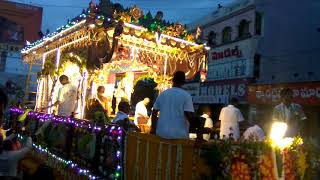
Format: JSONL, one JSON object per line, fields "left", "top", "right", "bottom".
{"left": 9, "top": 0, "right": 234, "bottom": 32}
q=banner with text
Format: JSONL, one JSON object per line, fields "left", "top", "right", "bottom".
{"left": 207, "top": 38, "right": 258, "bottom": 81}
{"left": 248, "top": 82, "right": 320, "bottom": 105}
{"left": 194, "top": 79, "right": 248, "bottom": 104}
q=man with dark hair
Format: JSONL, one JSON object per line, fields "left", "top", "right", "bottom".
{"left": 112, "top": 101, "right": 131, "bottom": 123}
{"left": 273, "top": 88, "right": 306, "bottom": 137}
{"left": 112, "top": 100, "right": 140, "bottom": 132}
{"left": 151, "top": 71, "right": 194, "bottom": 139}
{"left": 219, "top": 97, "right": 244, "bottom": 140}
{"left": 52, "top": 75, "right": 77, "bottom": 116}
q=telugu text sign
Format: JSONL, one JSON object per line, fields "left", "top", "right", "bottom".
{"left": 248, "top": 82, "right": 320, "bottom": 105}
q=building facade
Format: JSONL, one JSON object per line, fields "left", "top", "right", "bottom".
{"left": 187, "top": 0, "right": 320, "bottom": 137}
{"left": 0, "top": 1, "right": 42, "bottom": 105}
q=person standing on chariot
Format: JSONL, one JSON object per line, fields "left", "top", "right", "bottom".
{"left": 151, "top": 71, "right": 194, "bottom": 139}
{"left": 114, "top": 81, "right": 125, "bottom": 113}
{"left": 52, "top": 75, "right": 77, "bottom": 116}
{"left": 96, "top": 86, "right": 108, "bottom": 111}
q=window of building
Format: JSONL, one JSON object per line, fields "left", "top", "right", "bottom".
{"left": 222, "top": 27, "right": 232, "bottom": 43}
{"left": 255, "top": 12, "right": 263, "bottom": 35}
{"left": 238, "top": 19, "right": 250, "bottom": 38}
{"left": 0, "top": 51, "right": 8, "bottom": 72}
{"left": 207, "top": 31, "right": 217, "bottom": 47}
{"left": 253, "top": 54, "right": 260, "bottom": 79}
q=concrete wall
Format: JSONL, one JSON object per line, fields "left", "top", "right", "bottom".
{"left": 4, "top": 51, "right": 29, "bottom": 75}
{"left": 255, "top": 0, "right": 320, "bottom": 84}
{"left": 202, "top": 8, "right": 256, "bottom": 45}
{"left": 0, "top": 1, "right": 43, "bottom": 42}
{"left": 189, "top": 0, "right": 320, "bottom": 84}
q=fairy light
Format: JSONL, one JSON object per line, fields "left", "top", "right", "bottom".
{"left": 80, "top": 71, "right": 88, "bottom": 119}
{"left": 21, "top": 19, "right": 86, "bottom": 54}
{"left": 35, "top": 78, "right": 44, "bottom": 110}
{"left": 44, "top": 35, "right": 89, "bottom": 56}
{"left": 11, "top": 107, "right": 125, "bottom": 179}
{"left": 42, "top": 53, "right": 47, "bottom": 69}
{"left": 124, "top": 22, "right": 146, "bottom": 31}
{"left": 55, "top": 48, "right": 61, "bottom": 69}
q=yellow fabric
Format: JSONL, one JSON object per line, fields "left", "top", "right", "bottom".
{"left": 0, "top": 128, "right": 6, "bottom": 140}
{"left": 18, "top": 109, "right": 32, "bottom": 122}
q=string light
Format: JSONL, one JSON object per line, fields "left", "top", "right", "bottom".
{"left": 21, "top": 19, "right": 86, "bottom": 54}
{"left": 17, "top": 134, "right": 98, "bottom": 179}
{"left": 11, "top": 107, "right": 124, "bottom": 179}
{"left": 22, "top": 14, "right": 200, "bottom": 56}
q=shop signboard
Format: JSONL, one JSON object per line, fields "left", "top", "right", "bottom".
{"left": 248, "top": 82, "right": 320, "bottom": 105}
{"left": 182, "top": 82, "right": 200, "bottom": 98}
{"left": 207, "top": 38, "right": 258, "bottom": 81}
{"left": 194, "top": 79, "right": 248, "bottom": 104}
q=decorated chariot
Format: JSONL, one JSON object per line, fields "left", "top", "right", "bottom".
{"left": 13, "top": 1, "right": 319, "bottom": 180}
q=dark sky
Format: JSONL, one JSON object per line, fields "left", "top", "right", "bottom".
{"left": 10, "top": 0, "right": 234, "bottom": 32}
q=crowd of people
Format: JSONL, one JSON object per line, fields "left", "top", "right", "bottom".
{"left": 39, "top": 71, "right": 307, "bottom": 141}
{"left": 0, "top": 70, "right": 309, "bottom": 179}
{"left": 0, "top": 88, "right": 55, "bottom": 179}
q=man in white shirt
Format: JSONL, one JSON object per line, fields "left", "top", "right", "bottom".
{"left": 273, "top": 88, "right": 307, "bottom": 137}
{"left": 134, "top": 97, "right": 150, "bottom": 125}
{"left": 53, "top": 75, "right": 77, "bottom": 116}
{"left": 219, "top": 98, "right": 244, "bottom": 140}
{"left": 243, "top": 124, "right": 265, "bottom": 141}
{"left": 151, "top": 71, "right": 194, "bottom": 139}
{"left": 189, "top": 107, "right": 213, "bottom": 141}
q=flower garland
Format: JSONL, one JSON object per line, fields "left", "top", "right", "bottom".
{"left": 259, "top": 151, "right": 277, "bottom": 180}
{"left": 200, "top": 140, "right": 272, "bottom": 179}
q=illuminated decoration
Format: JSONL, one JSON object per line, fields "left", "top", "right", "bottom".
{"left": 129, "top": 6, "right": 142, "bottom": 22}
{"left": 11, "top": 107, "right": 124, "bottom": 179}
{"left": 200, "top": 69, "right": 207, "bottom": 82}
{"left": 80, "top": 71, "right": 88, "bottom": 118}
{"left": 22, "top": 1, "right": 206, "bottom": 119}
{"left": 42, "top": 53, "right": 46, "bottom": 69}
{"left": 21, "top": 19, "right": 86, "bottom": 54}
{"left": 62, "top": 63, "right": 80, "bottom": 79}
{"left": 17, "top": 134, "right": 98, "bottom": 179}
{"left": 269, "top": 122, "right": 295, "bottom": 149}
{"left": 55, "top": 48, "right": 61, "bottom": 69}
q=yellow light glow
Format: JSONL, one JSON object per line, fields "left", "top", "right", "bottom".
{"left": 89, "top": 24, "right": 96, "bottom": 28}
{"left": 270, "top": 122, "right": 295, "bottom": 149}
{"left": 278, "top": 137, "right": 294, "bottom": 150}
{"left": 64, "top": 64, "right": 80, "bottom": 77}
{"left": 270, "top": 122, "right": 287, "bottom": 142}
